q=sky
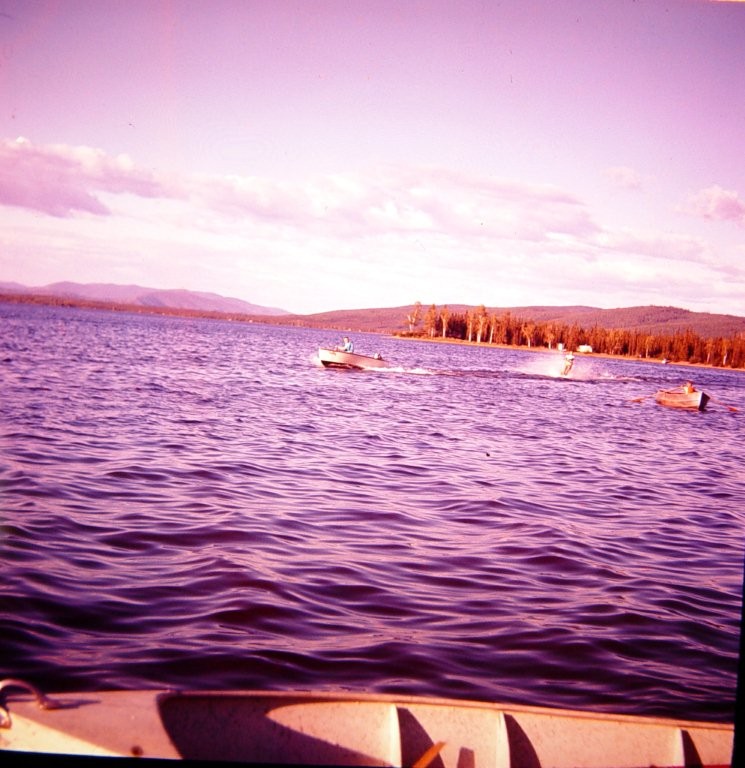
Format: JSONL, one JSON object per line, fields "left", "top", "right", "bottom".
{"left": 1, "top": 0, "right": 744, "bottom": 316}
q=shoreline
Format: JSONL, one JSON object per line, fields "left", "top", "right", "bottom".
{"left": 2, "top": 294, "right": 740, "bottom": 374}
{"left": 393, "top": 333, "right": 742, "bottom": 374}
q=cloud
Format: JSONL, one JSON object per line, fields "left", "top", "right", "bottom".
{"left": 603, "top": 166, "right": 644, "bottom": 191}
{"left": 686, "top": 185, "right": 745, "bottom": 226}
{"left": 2, "top": 139, "right": 742, "bottom": 316}
{"left": 598, "top": 229, "right": 707, "bottom": 265}
{"left": 0, "top": 137, "right": 600, "bottom": 248}
{"left": 0, "top": 137, "right": 173, "bottom": 217}
{"left": 192, "top": 165, "right": 599, "bottom": 247}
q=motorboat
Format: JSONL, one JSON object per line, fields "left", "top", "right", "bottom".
{"left": 654, "top": 386, "right": 709, "bottom": 411}
{"left": 318, "top": 347, "right": 388, "bottom": 370}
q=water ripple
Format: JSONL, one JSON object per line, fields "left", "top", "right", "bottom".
{"left": 1, "top": 303, "right": 742, "bottom": 724}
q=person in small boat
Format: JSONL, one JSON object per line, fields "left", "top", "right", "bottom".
{"left": 682, "top": 381, "right": 696, "bottom": 393}
{"left": 337, "top": 336, "right": 354, "bottom": 353}
{"left": 561, "top": 352, "right": 574, "bottom": 376}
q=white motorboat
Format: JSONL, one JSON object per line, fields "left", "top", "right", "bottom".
{"left": 318, "top": 347, "right": 388, "bottom": 370}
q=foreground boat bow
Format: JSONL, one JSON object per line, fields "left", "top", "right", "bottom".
{"left": 0, "top": 684, "right": 733, "bottom": 766}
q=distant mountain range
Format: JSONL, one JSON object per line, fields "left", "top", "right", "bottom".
{"left": 0, "top": 281, "right": 289, "bottom": 316}
{"left": 2, "top": 282, "right": 744, "bottom": 337}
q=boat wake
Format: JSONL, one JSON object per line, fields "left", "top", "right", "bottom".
{"left": 517, "top": 356, "right": 639, "bottom": 382}
{"left": 517, "top": 356, "right": 576, "bottom": 379}
{"left": 368, "top": 365, "right": 435, "bottom": 375}
{"left": 311, "top": 354, "right": 435, "bottom": 375}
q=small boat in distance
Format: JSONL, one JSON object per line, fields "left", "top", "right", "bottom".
{"left": 654, "top": 383, "right": 709, "bottom": 411}
{"left": 0, "top": 681, "right": 734, "bottom": 766}
{"left": 318, "top": 347, "right": 388, "bottom": 370}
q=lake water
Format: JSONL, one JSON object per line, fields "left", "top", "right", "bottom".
{"left": 1, "top": 302, "right": 743, "bottom": 724}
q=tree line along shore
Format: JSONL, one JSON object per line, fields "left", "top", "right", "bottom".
{"left": 400, "top": 302, "right": 745, "bottom": 369}
{"left": 2, "top": 292, "right": 744, "bottom": 370}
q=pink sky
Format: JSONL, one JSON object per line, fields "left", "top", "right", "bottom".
{"left": 1, "top": 0, "right": 744, "bottom": 315}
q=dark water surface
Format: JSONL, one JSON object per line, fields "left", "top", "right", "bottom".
{"left": 1, "top": 302, "right": 743, "bottom": 723}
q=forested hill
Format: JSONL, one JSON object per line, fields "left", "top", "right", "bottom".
{"left": 274, "top": 304, "right": 745, "bottom": 338}
{"left": 492, "top": 305, "right": 745, "bottom": 337}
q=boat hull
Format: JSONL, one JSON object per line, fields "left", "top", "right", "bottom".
{"left": 654, "top": 388, "right": 709, "bottom": 411}
{"left": 0, "top": 688, "right": 733, "bottom": 766}
{"left": 318, "top": 347, "right": 387, "bottom": 369}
